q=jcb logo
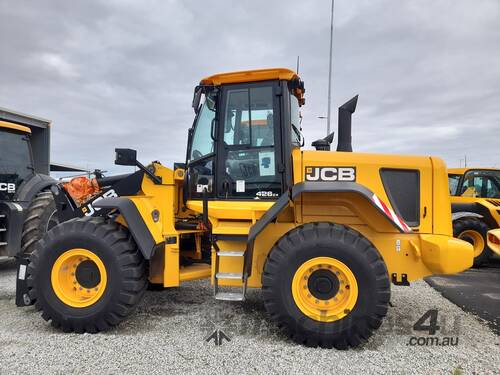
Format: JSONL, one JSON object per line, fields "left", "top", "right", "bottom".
{"left": 305, "top": 167, "right": 356, "bottom": 182}
{"left": 0, "top": 183, "right": 16, "bottom": 193}
{"left": 83, "top": 189, "right": 118, "bottom": 217}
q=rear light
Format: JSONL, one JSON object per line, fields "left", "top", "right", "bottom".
{"left": 488, "top": 232, "right": 500, "bottom": 245}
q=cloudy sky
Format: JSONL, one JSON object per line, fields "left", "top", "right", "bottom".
{"left": 1, "top": 0, "right": 499, "bottom": 175}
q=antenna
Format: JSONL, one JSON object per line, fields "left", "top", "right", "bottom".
{"left": 326, "top": 0, "right": 335, "bottom": 136}
{"left": 296, "top": 56, "right": 300, "bottom": 74}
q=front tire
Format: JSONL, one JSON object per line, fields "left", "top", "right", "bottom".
{"left": 262, "top": 222, "right": 390, "bottom": 349}
{"left": 28, "top": 217, "right": 147, "bottom": 333}
{"left": 453, "top": 218, "right": 492, "bottom": 267}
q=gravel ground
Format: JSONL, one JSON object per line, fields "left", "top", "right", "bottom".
{"left": 1, "top": 257, "right": 499, "bottom": 374}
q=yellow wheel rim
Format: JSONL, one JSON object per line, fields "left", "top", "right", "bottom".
{"left": 458, "top": 230, "right": 485, "bottom": 257}
{"left": 51, "top": 248, "right": 107, "bottom": 308}
{"left": 292, "top": 257, "right": 358, "bottom": 322}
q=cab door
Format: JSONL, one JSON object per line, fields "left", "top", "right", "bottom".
{"left": 216, "top": 81, "right": 284, "bottom": 200}
{"left": 185, "top": 95, "right": 217, "bottom": 200}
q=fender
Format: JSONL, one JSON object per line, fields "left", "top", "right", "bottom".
{"left": 93, "top": 197, "right": 164, "bottom": 260}
{"left": 452, "top": 212, "right": 483, "bottom": 221}
{"left": 452, "top": 202, "right": 497, "bottom": 228}
{"left": 15, "top": 173, "right": 56, "bottom": 203}
{"left": 243, "top": 181, "right": 411, "bottom": 276}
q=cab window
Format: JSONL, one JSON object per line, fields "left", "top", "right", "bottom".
{"left": 189, "top": 100, "right": 216, "bottom": 161}
{"left": 223, "top": 86, "right": 275, "bottom": 147}
{"left": 0, "top": 130, "right": 33, "bottom": 187}
{"left": 461, "top": 170, "right": 500, "bottom": 198}
{"left": 187, "top": 93, "right": 217, "bottom": 198}
{"left": 290, "top": 94, "right": 302, "bottom": 146}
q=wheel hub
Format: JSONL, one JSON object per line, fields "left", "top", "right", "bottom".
{"left": 75, "top": 260, "right": 101, "bottom": 289}
{"left": 307, "top": 269, "right": 340, "bottom": 300}
{"left": 292, "top": 257, "right": 358, "bottom": 322}
{"left": 51, "top": 248, "right": 107, "bottom": 308}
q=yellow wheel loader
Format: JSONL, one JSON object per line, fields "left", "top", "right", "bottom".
{"left": 19, "top": 68, "right": 473, "bottom": 348}
{"left": 448, "top": 168, "right": 500, "bottom": 266}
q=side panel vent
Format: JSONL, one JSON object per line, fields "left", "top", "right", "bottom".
{"left": 380, "top": 169, "right": 420, "bottom": 227}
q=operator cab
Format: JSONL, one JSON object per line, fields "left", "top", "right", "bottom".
{"left": 186, "top": 68, "right": 304, "bottom": 201}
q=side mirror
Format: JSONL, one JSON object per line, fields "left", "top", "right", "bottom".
{"left": 115, "top": 148, "right": 137, "bottom": 166}
{"left": 192, "top": 86, "right": 202, "bottom": 113}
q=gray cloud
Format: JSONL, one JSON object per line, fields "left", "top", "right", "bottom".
{"left": 1, "top": 0, "right": 499, "bottom": 174}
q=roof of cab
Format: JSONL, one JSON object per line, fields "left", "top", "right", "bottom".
{"left": 0, "top": 120, "right": 31, "bottom": 134}
{"left": 448, "top": 167, "right": 500, "bottom": 175}
{"left": 200, "top": 68, "right": 299, "bottom": 85}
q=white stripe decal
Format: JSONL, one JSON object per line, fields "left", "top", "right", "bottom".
{"left": 371, "top": 194, "right": 412, "bottom": 233}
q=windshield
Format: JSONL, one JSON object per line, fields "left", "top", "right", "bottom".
{"left": 0, "top": 130, "right": 33, "bottom": 196}
{"left": 189, "top": 93, "right": 216, "bottom": 162}
{"left": 459, "top": 170, "right": 500, "bottom": 198}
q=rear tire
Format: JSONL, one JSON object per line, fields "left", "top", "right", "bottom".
{"left": 262, "top": 222, "right": 390, "bottom": 349}
{"left": 453, "top": 218, "right": 492, "bottom": 267}
{"left": 21, "top": 191, "right": 59, "bottom": 254}
{"left": 28, "top": 217, "right": 147, "bottom": 333}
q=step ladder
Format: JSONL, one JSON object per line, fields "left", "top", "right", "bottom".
{"left": 212, "top": 236, "right": 247, "bottom": 301}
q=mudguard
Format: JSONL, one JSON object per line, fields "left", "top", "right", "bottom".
{"left": 15, "top": 173, "right": 56, "bottom": 203}
{"left": 452, "top": 211, "right": 483, "bottom": 221}
{"left": 93, "top": 197, "right": 164, "bottom": 260}
{"left": 243, "top": 181, "right": 412, "bottom": 277}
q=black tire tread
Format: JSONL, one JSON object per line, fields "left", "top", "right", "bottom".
{"left": 27, "top": 217, "right": 147, "bottom": 333}
{"left": 21, "top": 191, "right": 57, "bottom": 254}
{"left": 262, "top": 222, "right": 390, "bottom": 349}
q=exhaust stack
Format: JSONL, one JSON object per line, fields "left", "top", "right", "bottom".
{"left": 336, "top": 95, "right": 358, "bottom": 152}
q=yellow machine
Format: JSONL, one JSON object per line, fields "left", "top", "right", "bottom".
{"left": 448, "top": 168, "right": 500, "bottom": 266}
{"left": 24, "top": 68, "right": 472, "bottom": 349}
